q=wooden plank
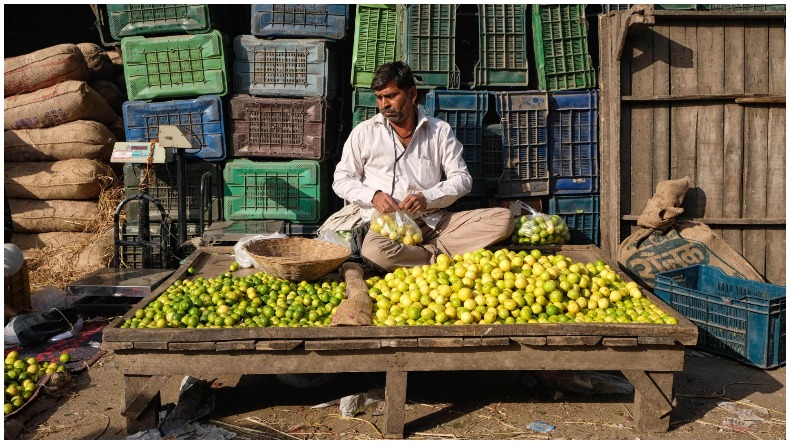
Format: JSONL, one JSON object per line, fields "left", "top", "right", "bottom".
{"left": 511, "top": 336, "right": 547, "bottom": 346}
{"left": 721, "top": 103, "right": 745, "bottom": 253}
{"left": 117, "top": 346, "right": 689, "bottom": 375}
{"left": 383, "top": 371, "right": 407, "bottom": 439}
{"left": 652, "top": 10, "right": 786, "bottom": 20}
{"left": 481, "top": 337, "right": 511, "bottom": 347}
{"left": 765, "top": 21, "right": 786, "bottom": 285}
{"left": 255, "top": 340, "right": 303, "bottom": 351}
{"left": 638, "top": 337, "right": 678, "bottom": 345}
{"left": 546, "top": 336, "right": 602, "bottom": 346}
{"left": 123, "top": 375, "right": 170, "bottom": 419}
{"left": 418, "top": 338, "right": 464, "bottom": 348}
{"left": 735, "top": 96, "right": 785, "bottom": 104}
{"left": 133, "top": 342, "right": 168, "bottom": 350}
{"left": 621, "top": 93, "right": 784, "bottom": 102}
{"left": 215, "top": 341, "right": 255, "bottom": 351}
{"left": 628, "top": 21, "right": 655, "bottom": 220}
{"left": 102, "top": 341, "right": 133, "bottom": 351}
{"left": 124, "top": 375, "right": 161, "bottom": 433}
{"left": 622, "top": 370, "right": 674, "bottom": 417}
{"left": 304, "top": 339, "right": 381, "bottom": 351}
{"left": 620, "top": 216, "right": 784, "bottom": 225}
{"left": 628, "top": 371, "right": 675, "bottom": 432}
{"left": 652, "top": 24, "right": 672, "bottom": 199}
{"left": 170, "top": 342, "right": 216, "bottom": 351}
{"left": 381, "top": 338, "right": 418, "bottom": 348}
{"left": 603, "top": 337, "right": 639, "bottom": 347}
{"left": 742, "top": 107, "right": 769, "bottom": 275}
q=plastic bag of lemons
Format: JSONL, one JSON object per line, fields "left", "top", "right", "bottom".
{"left": 369, "top": 210, "right": 423, "bottom": 246}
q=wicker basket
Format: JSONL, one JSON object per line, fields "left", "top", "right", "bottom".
{"left": 243, "top": 237, "right": 351, "bottom": 282}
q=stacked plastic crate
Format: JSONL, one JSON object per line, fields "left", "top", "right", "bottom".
{"left": 226, "top": 5, "right": 348, "bottom": 236}
{"left": 113, "top": 4, "right": 227, "bottom": 267}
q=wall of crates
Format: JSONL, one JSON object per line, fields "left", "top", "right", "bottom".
{"left": 111, "top": 4, "right": 759, "bottom": 267}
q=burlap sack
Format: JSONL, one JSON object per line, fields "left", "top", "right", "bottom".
{"left": 4, "top": 44, "right": 89, "bottom": 97}
{"left": 32, "top": 230, "right": 114, "bottom": 275}
{"left": 90, "top": 80, "right": 125, "bottom": 115}
{"left": 618, "top": 176, "right": 765, "bottom": 288}
{"left": 5, "top": 159, "right": 115, "bottom": 200}
{"left": 4, "top": 80, "right": 120, "bottom": 131}
{"left": 8, "top": 199, "right": 99, "bottom": 233}
{"left": 76, "top": 43, "right": 113, "bottom": 81}
{"left": 330, "top": 262, "right": 373, "bottom": 326}
{"left": 12, "top": 232, "right": 93, "bottom": 251}
{"left": 106, "top": 49, "right": 123, "bottom": 75}
{"left": 4, "top": 120, "right": 116, "bottom": 161}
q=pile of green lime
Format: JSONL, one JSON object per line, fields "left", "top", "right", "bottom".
{"left": 5, "top": 351, "right": 69, "bottom": 415}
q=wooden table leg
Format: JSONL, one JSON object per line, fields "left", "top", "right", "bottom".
{"left": 623, "top": 370, "right": 675, "bottom": 432}
{"left": 123, "top": 375, "right": 166, "bottom": 434}
{"left": 383, "top": 371, "right": 408, "bottom": 439}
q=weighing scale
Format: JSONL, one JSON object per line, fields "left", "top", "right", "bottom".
{"left": 67, "top": 125, "right": 200, "bottom": 316}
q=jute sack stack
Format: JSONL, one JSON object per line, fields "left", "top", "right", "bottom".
{"left": 76, "top": 43, "right": 113, "bottom": 81}
{"left": 4, "top": 120, "right": 116, "bottom": 161}
{"left": 4, "top": 80, "right": 124, "bottom": 140}
{"left": 4, "top": 44, "right": 89, "bottom": 97}
{"left": 5, "top": 159, "right": 115, "bottom": 200}
{"left": 12, "top": 232, "right": 94, "bottom": 251}
{"left": 90, "top": 80, "right": 125, "bottom": 115}
{"left": 618, "top": 176, "right": 765, "bottom": 288}
{"left": 330, "top": 262, "right": 373, "bottom": 326}
{"left": 8, "top": 199, "right": 100, "bottom": 233}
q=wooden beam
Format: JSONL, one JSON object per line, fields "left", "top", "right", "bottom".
{"left": 623, "top": 371, "right": 675, "bottom": 432}
{"left": 622, "top": 93, "right": 785, "bottom": 102}
{"left": 123, "top": 375, "right": 169, "bottom": 420}
{"left": 603, "top": 337, "right": 639, "bottom": 347}
{"left": 383, "top": 371, "right": 408, "bottom": 439}
{"left": 621, "top": 215, "right": 785, "bottom": 225}
{"left": 546, "top": 336, "right": 602, "bottom": 346}
{"left": 304, "top": 339, "right": 381, "bottom": 351}
{"left": 652, "top": 10, "right": 786, "bottom": 20}
{"left": 215, "top": 341, "right": 255, "bottom": 351}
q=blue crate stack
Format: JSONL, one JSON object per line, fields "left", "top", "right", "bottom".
{"left": 226, "top": 5, "right": 350, "bottom": 237}
{"left": 114, "top": 4, "right": 227, "bottom": 267}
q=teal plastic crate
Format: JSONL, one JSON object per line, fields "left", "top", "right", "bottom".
{"left": 351, "top": 5, "right": 400, "bottom": 88}
{"left": 122, "top": 30, "right": 227, "bottom": 101}
{"left": 654, "top": 265, "right": 786, "bottom": 369}
{"left": 224, "top": 159, "right": 327, "bottom": 223}
{"left": 532, "top": 5, "right": 597, "bottom": 91}
{"left": 108, "top": 4, "right": 210, "bottom": 40}
{"left": 548, "top": 194, "right": 599, "bottom": 245}
{"left": 233, "top": 36, "right": 337, "bottom": 99}
{"left": 495, "top": 91, "right": 550, "bottom": 197}
{"left": 474, "top": 4, "right": 529, "bottom": 88}
{"left": 401, "top": 4, "right": 460, "bottom": 89}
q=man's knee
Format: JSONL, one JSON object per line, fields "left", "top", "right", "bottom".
{"left": 360, "top": 237, "right": 396, "bottom": 272}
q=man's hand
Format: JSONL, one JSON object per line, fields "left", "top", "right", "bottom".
{"left": 400, "top": 192, "right": 427, "bottom": 215}
{"left": 372, "top": 191, "right": 401, "bottom": 213}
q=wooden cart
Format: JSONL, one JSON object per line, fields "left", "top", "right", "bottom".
{"left": 102, "top": 245, "right": 697, "bottom": 437}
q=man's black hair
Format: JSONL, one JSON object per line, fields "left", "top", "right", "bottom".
{"left": 370, "top": 61, "right": 416, "bottom": 91}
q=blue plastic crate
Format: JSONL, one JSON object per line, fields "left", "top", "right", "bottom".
{"left": 122, "top": 96, "right": 226, "bottom": 161}
{"left": 251, "top": 4, "right": 349, "bottom": 40}
{"left": 233, "top": 36, "right": 337, "bottom": 99}
{"left": 425, "top": 90, "right": 488, "bottom": 196}
{"left": 654, "top": 265, "right": 786, "bottom": 369}
{"left": 548, "top": 194, "right": 599, "bottom": 245}
{"left": 401, "top": 4, "right": 460, "bottom": 89}
{"left": 549, "top": 90, "right": 599, "bottom": 194}
{"left": 495, "top": 92, "right": 550, "bottom": 197}
{"left": 482, "top": 124, "right": 503, "bottom": 182}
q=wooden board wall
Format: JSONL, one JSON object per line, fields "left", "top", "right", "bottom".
{"left": 599, "top": 10, "right": 786, "bottom": 285}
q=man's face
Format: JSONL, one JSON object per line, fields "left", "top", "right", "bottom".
{"left": 375, "top": 81, "right": 417, "bottom": 125}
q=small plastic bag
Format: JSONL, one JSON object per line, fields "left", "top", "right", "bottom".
{"left": 317, "top": 230, "right": 352, "bottom": 250}
{"left": 510, "top": 202, "right": 570, "bottom": 246}
{"left": 369, "top": 210, "right": 423, "bottom": 245}
{"left": 234, "top": 232, "right": 288, "bottom": 268}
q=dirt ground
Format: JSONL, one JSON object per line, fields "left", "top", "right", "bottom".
{"left": 9, "top": 345, "right": 786, "bottom": 440}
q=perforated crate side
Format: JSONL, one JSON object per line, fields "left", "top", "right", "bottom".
{"left": 223, "top": 159, "right": 327, "bottom": 223}
{"left": 532, "top": 5, "right": 596, "bottom": 91}
{"left": 654, "top": 265, "right": 786, "bottom": 369}
{"left": 352, "top": 88, "right": 379, "bottom": 128}
{"left": 229, "top": 95, "right": 334, "bottom": 161}
{"left": 252, "top": 4, "right": 349, "bottom": 40}
{"left": 495, "top": 92, "right": 550, "bottom": 197}
{"left": 108, "top": 4, "right": 210, "bottom": 40}
{"left": 483, "top": 124, "right": 504, "bottom": 182}
{"left": 549, "top": 90, "right": 599, "bottom": 194}
{"left": 234, "top": 36, "right": 337, "bottom": 99}
{"left": 352, "top": 5, "right": 399, "bottom": 88}
{"left": 123, "top": 162, "right": 223, "bottom": 222}
{"left": 122, "top": 30, "right": 227, "bottom": 101}
{"left": 122, "top": 96, "right": 226, "bottom": 161}
{"left": 424, "top": 90, "right": 488, "bottom": 146}
{"left": 548, "top": 194, "right": 600, "bottom": 245}
{"left": 473, "top": 4, "right": 529, "bottom": 88}
{"left": 401, "top": 4, "right": 460, "bottom": 89}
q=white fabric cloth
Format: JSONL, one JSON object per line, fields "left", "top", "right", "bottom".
{"left": 331, "top": 107, "right": 472, "bottom": 230}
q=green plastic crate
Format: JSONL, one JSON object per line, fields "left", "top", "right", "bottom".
{"left": 401, "top": 4, "right": 460, "bottom": 89}
{"left": 532, "top": 5, "right": 597, "bottom": 91}
{"left": 107, "top": 4, "right": 210, "bottom": 40}
{"left": 224, "top": 159, "right": 327, "bottom": 223}
{"left": 351, "top": 5, "right": 400, "bottom": 88}
{"left": 122, "top": 29, "right": 227, "bottom": 101}
{"left": 474, "top": 5, "right": 529, "bottom": 88}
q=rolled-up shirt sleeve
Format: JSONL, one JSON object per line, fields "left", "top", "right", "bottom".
{"left": 332, "top": 128, "right": 379, "bottom": 205}
{"left": 421, "top": 124, "right": 472, "bottom": 209}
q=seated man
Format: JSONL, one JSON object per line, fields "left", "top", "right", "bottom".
{"left": 323, "top": 61, "right": 514, "bottom": 272}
